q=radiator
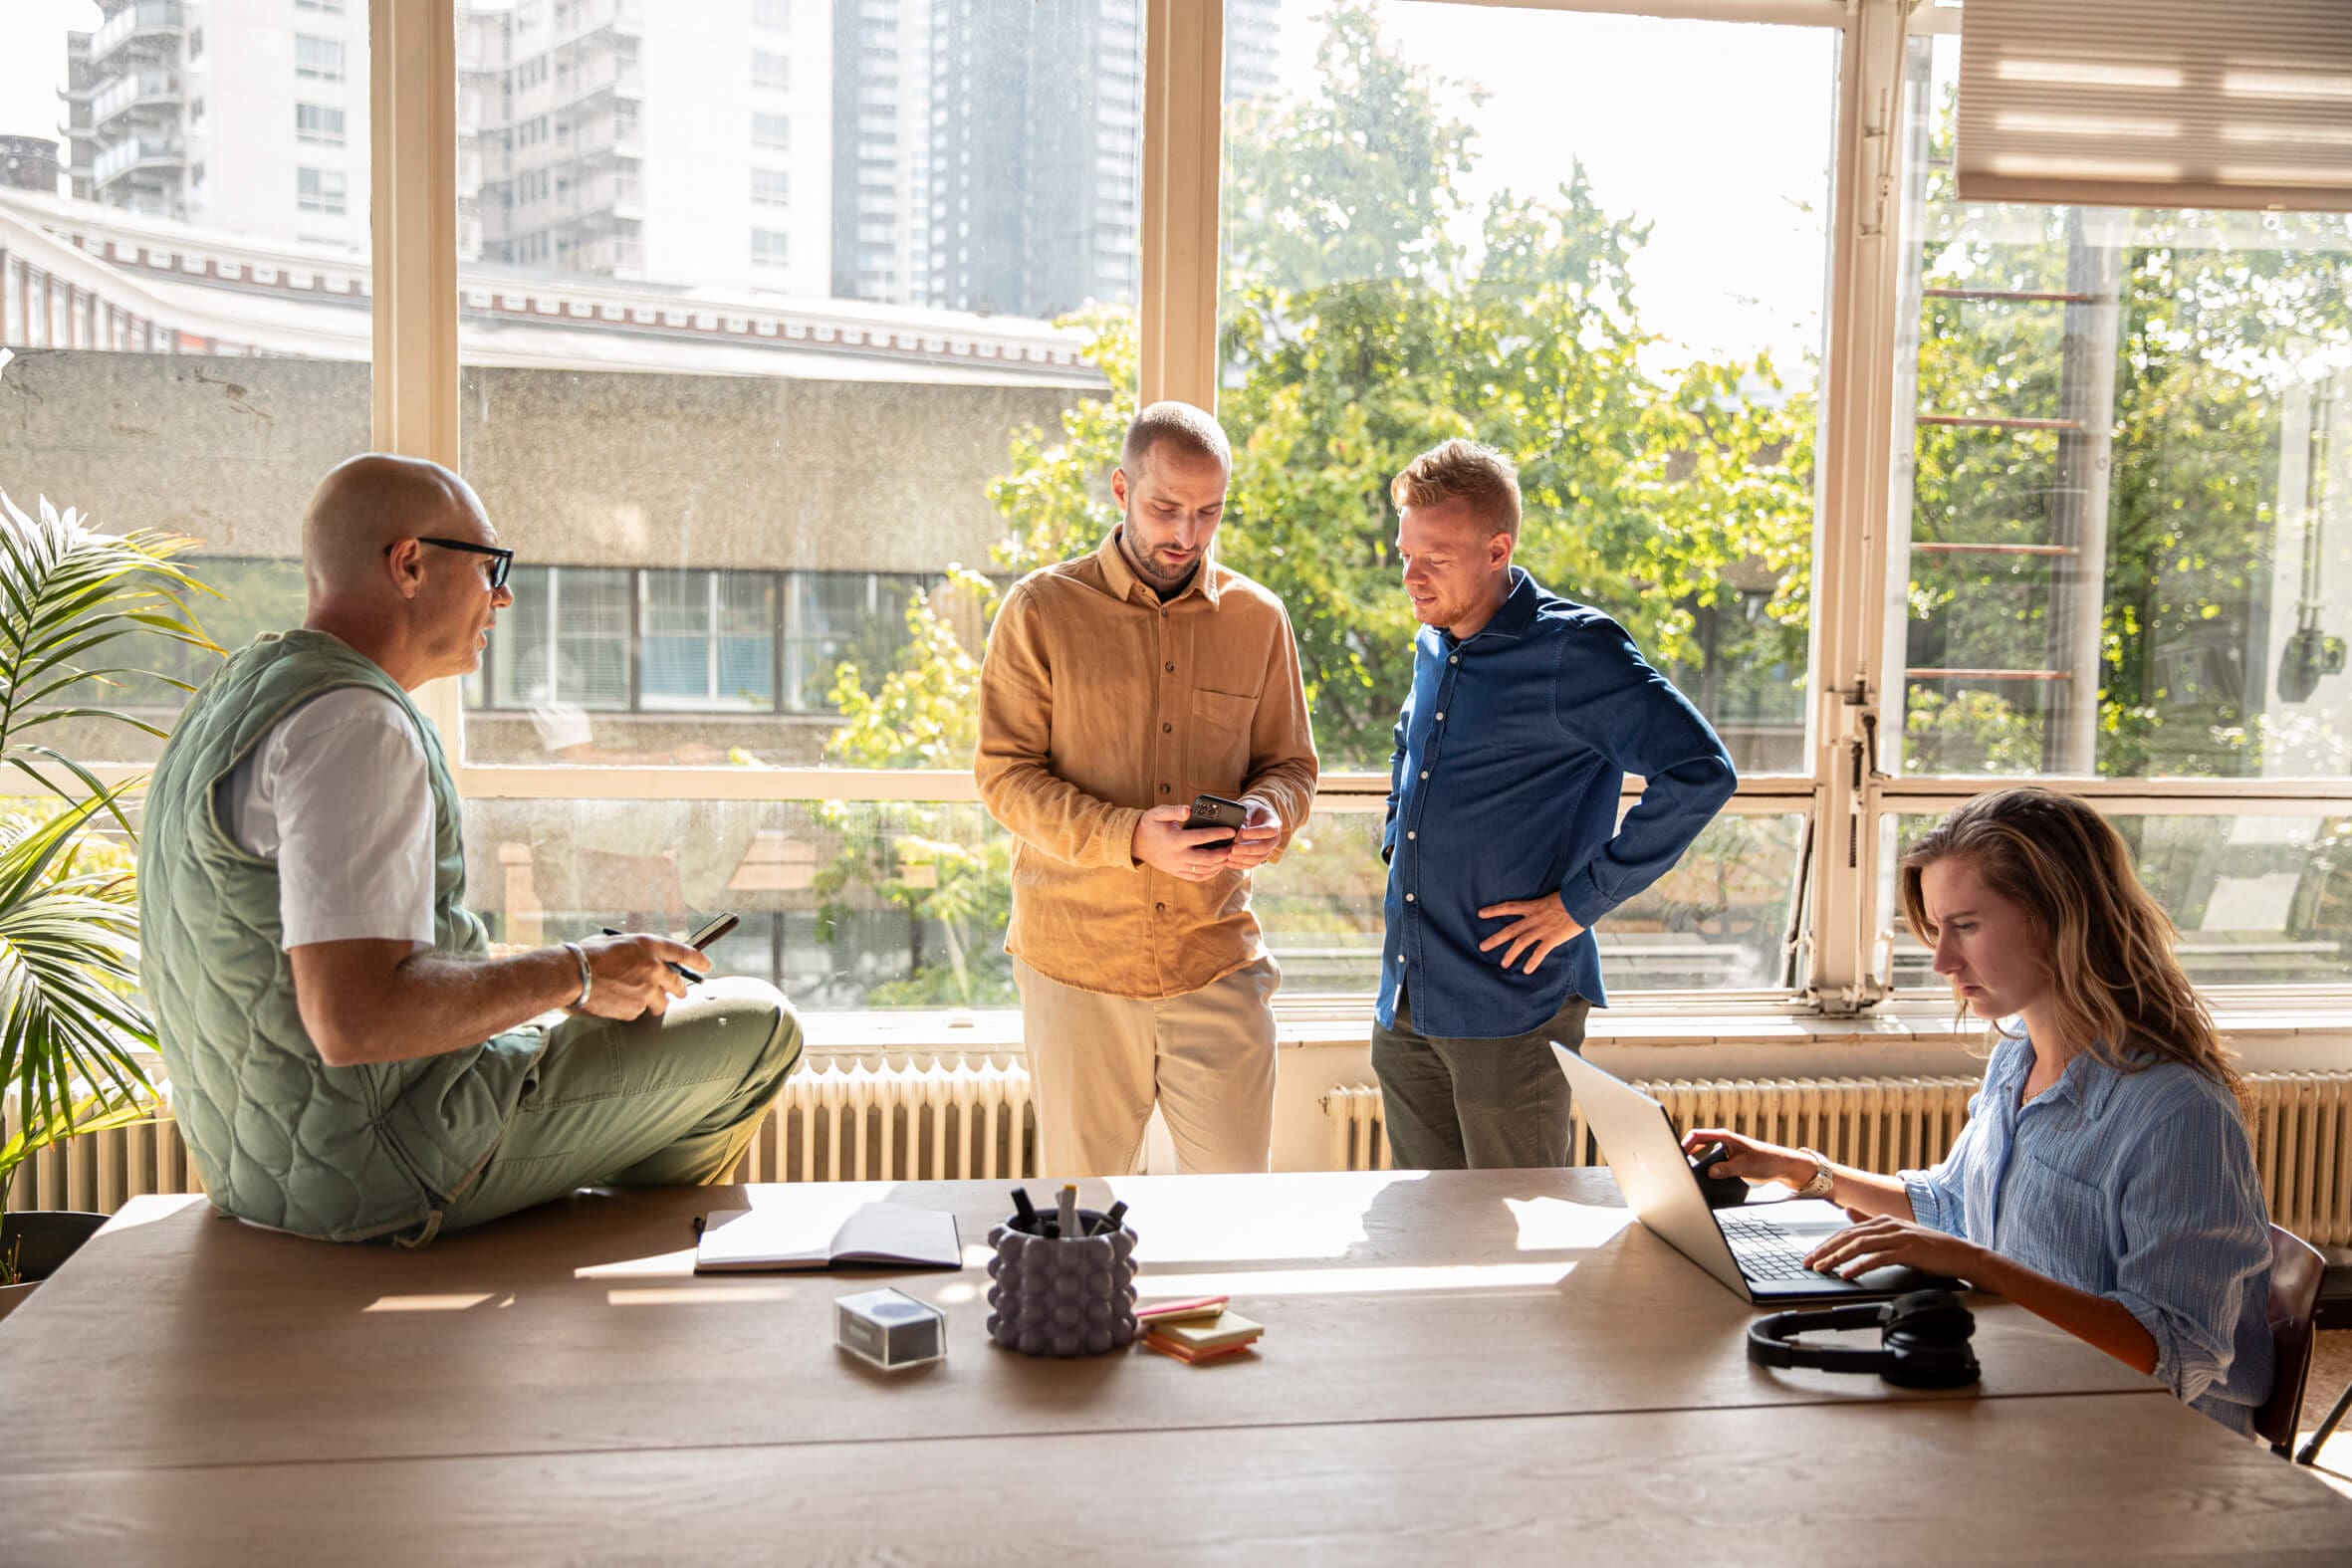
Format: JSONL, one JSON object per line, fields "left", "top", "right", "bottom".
{"left": 737, "top": 1057, "right": 1036, "bottom": 1184}
{"left": 1, "top": 1091, "right": 201, "bottom": 1215}
{"left": 4, "top": 1056, "right": 1036, "bottom": 1215}
{"left": 1319, "top": 1070, "right": 2352, "bottom": 1245}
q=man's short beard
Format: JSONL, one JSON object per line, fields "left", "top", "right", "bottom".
{"left": 1119, "top": 516, "right": 1195, "bottom": 590}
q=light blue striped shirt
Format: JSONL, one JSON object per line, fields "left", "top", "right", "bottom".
{"left": 1901, "top": 1030, "right": 2274, "bottom": 1436}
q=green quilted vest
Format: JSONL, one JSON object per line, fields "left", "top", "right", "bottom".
{"left": 140, "top": 630, "right": 540, "bottom": 1242}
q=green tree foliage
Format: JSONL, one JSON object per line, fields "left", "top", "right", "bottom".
{"left": 984, "top": 1, "right": 1815, "bottom": 770}
{"left": 820, "top": 1, "right": 1816, "bottom": 999}
{"left": 1902, "top": 80, "right": 2352, "bottom": 780}
{"left": 817, "top": 569, "right": 1014, "bottom": 1005}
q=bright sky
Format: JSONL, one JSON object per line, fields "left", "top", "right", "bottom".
{"left": 0, "top": 0, "right": 1835, "bottom": 383}
{"left": 1324, "top": 3, "right": 1837, "bottom": 383}
{"left": 0, "top": 1, "right": 99, "bottom": 147}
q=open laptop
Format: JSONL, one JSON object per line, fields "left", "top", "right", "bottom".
{"left": 1552, "top": 1045, "right": 1955, "bottom": 1304}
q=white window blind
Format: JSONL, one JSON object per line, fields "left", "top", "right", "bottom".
{"left": 1957, "top": 0, "right": 2352, "bottom": 212}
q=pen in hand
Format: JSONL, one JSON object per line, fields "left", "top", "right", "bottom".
{"left": 599, "top": 927, "right": 703, "bottom": 985}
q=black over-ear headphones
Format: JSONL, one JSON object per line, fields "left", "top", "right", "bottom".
{"left": 1746, "top": 1288, "right": 1981, "bottom": 1389}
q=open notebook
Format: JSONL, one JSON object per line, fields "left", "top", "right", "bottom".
{"left": 694, "top": 1199, "right": 963, "bottom": 1273}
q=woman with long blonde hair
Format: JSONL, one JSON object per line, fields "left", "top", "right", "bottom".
{"left": 1687, "top": 785, "right": 2274, "bottom": 1434}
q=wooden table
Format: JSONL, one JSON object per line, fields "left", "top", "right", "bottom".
{"left": 3, "top": 1168, "right": 2348, "bottom": 1564}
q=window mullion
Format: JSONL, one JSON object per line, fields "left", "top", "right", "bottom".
{"left": 1802, "top": 0, "right": 1913, "bottom": 1014}
{"left": 1138, "top": 0, "right": 1222, "bottom": 408}
{"left": 372, "top": 0, "right": 464, "bottom": 745}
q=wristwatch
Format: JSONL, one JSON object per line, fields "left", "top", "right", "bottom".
{"left": 1793, "top": 1148, "right": 1835, "bottom": 1201}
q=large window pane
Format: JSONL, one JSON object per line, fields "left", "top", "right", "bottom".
{"left": 1216, "top": 3, "right": 1835, "bottom": 775}
{"left": 1257, "top": 809, "right": 1806, "bottom": 996}
{"left": 1885, "top": 812, "right": 2352, "bottom": 991}
{"left": 464, "top": 796, "right": 1014, "bottom": 1009}
{"left": 1889, "top": 29, "right": 2352, "bottom": 781}
{"left": 453, "top": 0, "right": 1152, "bottom": 769}
{"left": 465, "top": 794, "right": 1806, "bottom": 1010}
{"left": 782, "top": 570, "right": 936, "bottom": 716}
{"left": 1, "top": 0, "right": 369, "bottom": 763}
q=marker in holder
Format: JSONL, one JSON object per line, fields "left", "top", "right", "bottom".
{"left": 985, "top": 1188, "right": 1139, "bottom": 1357}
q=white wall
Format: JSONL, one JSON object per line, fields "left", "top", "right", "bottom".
{"left": 195, "top": 0, "right": 369, "bottom": 250}
{"left": 640, "top": 0, "right": 830, "bottom": 298}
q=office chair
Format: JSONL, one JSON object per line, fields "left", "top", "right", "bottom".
{"left": 2258, "top": 1224, "right": 2325, "bottom": 1458}
{"left": 2293, "top": 1243, "right": 2352, "bottom": 1467}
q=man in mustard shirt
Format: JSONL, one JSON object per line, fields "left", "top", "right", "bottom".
{"left": 976, "top": 402, "right": 1318, "bottom": 1177}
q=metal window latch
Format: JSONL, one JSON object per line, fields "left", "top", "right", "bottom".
{"left": 1833, "top": 684, "right": 1881, "bottom": 869}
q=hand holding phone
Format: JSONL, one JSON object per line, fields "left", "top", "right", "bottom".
{"left": 1183, "top": 792, "right": 1251, "bottom": 850}
{"left": 1192, "top": 791, "right": 1286, "bottom": 871}
{"left": 1132, "top": 798, "right": 1251, "bottom": 881}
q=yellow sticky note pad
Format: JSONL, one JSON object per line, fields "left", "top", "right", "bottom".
{"left": 1151, "top": 1310, "right": 1263, "bottom": 1354}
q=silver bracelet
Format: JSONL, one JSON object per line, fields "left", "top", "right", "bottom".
{"left": 562, "top": 941, "right": 592, "bottom": 1009}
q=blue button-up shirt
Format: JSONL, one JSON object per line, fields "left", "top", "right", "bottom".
{"left": 1377, "top": 567, "right": 1737, "bottom": 1038}
{"left": 1903, "top": 1031, "right": 2274, "bottom": 1436}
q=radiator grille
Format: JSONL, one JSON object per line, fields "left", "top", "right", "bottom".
{"left": 1319, "top": 1070, "right": 2352, "bottom": 1245}
{"left": 12, "top": 1064, "right": 2349, "bottom": 1247}
{"left": 738, "top": 1057, "right": 1036, "bottom": 1184}
{"left": 4, "top": 1056, "right": 1035, "bottom": 1214}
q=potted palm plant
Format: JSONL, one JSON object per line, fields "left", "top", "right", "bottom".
{"left": 0, "top": 491, "right": 211, "bottom": 1324}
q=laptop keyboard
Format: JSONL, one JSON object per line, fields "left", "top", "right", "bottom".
{"left": 1718, "top": 1215, "right": 1832, "bottom": 1281}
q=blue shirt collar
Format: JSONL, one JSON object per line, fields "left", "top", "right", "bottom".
{"left": 1440, "top": 565, "right": 1542, "bottom": 650}
{"left": 1999, "top": 1024, "right": 2131, "bottom": 1118}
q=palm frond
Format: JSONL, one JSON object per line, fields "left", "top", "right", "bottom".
{"left": 1, "top": 749, "right": 142, "bottom": 835}
{"left": 0, "top": 494, "right": 207, "bottom": 1214}
{"left": 0, "top": 492, "right": 212, "bottom": 781}
{"left": 0, "top": 788, "right": 158, "bottom": 1197}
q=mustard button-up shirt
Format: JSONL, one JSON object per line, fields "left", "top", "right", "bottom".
{"left": 976, "top": 530, "right": 1319, "bottom": 1000}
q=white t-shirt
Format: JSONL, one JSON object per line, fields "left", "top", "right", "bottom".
{"left": 219, "top": 687, "right": 438, "bottom": 951}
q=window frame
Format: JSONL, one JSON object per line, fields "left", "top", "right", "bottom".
{"left": 295, "top": 34, "right": 347, "bottom": 83}
{"left": 295, "top": 165, "right": 348, "bottom": 215}
{"left": 361, "top": 0, "right": 2352, "bottom": 1018}
{"left": 635, "top": 567, "right": 781, "bottom": 715}
{"left": 295, "top": 103, "right": 349, "bottom": 147}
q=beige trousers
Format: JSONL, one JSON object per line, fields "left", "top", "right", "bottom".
{"left": 1013, "top": 955, "right": 1280, "bottom": 1178}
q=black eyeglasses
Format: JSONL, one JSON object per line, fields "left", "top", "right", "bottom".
{"left": 389, "top": 537, "right": 514, "bottom": 590}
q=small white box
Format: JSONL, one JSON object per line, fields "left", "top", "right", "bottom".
{"left": 834, "top": 1286, "right": 947, "bottom": 1371}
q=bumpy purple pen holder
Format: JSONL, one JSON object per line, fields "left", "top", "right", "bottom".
{"left": 984, "top": 1210, "right": 1140, "bottom": 1357}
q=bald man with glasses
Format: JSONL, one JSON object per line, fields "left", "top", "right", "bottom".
{"left": 140, "top": 454, "right": 803, "bottom": 1245}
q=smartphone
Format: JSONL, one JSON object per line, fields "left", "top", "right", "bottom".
{"left": 1184, "top": 792, "right": 1251, "bottom": 849}
{"left": 686, "top": 913, "right": 740, "bottom": 951}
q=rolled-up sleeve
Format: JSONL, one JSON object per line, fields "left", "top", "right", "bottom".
{"left": 1900, "top": 1090, "right": 1985, "bottom": 1236}
{"left": 2105, "top": 1083, "right": 2272, "bottom": 1406}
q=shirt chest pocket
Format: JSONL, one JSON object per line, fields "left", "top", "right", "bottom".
{"left": 2001, "top": 1148, "right": 2116, "bottom": 1291}
{"left": 1188, "top": 688, "right": 1257, "bottom": 796}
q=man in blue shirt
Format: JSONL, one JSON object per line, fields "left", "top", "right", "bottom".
{"left": 1373, "top": 440, "right": 1738, "bottom": 1169}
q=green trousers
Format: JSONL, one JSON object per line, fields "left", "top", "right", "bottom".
{"left": 434, "top": 976, "right": 804, "bottom": 1235}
